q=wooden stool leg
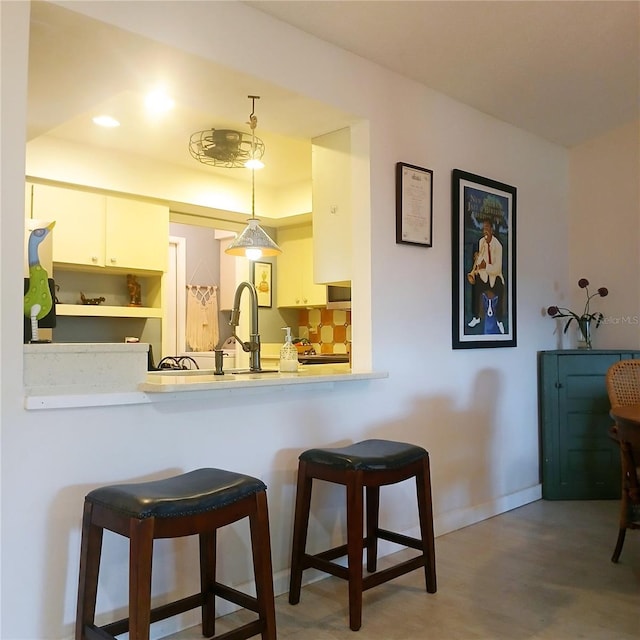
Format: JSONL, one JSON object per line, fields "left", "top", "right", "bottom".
{"left": 75, "top": 501, "right": 103, "bottom": 640}
{"left": 346, "top": 471, "right": 364, "bottom": 632}
{"left": 128, "top": 517, "right": 155, "bottom": 640}
{"left": 365, "top": 486, "right": 380, "bottom": 573}
{"left": 611, "top": 528, "right": 626, "bottom": 563}
{"left": 416, "top": 456, "right": 437, "bottom": 593}
{"left": 250, "top": 491, "right": 277, "bottom": 640}
{"left": 199, "top": 530, "right": 216, "bottom": 636}
{"left": 289, "top": 461, "right": 313, "bottom": 605}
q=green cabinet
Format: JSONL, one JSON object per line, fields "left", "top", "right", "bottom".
{"left": 538, "top": 350, "right": 640, "bottom": 500}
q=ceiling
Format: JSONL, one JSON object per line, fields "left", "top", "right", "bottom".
{"left": 27, "top": 2, "right": 356, "bottom": 190}
{"left": 247, "top": 0, "right": 640, "bottom": 148}
{"left": 27, "top": 1, "right": 639, "bottom": 198}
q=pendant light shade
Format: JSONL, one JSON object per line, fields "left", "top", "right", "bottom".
{"left": 224, "top": 96, "right": 281, "bottom": 260}
{"left": 225, "top": 219, "right": 281, "bottom": 260}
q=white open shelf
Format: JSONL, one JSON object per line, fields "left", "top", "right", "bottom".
{"left": 56, "top": 304, "right": 161, "bottom": 318}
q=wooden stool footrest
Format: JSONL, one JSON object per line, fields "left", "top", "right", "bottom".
{"left": 206, "top": 620, "right": 264, "bottom": 640}
{"left": 303, "top": 553, "right": 350, "bottom": 579}
{"left": 101, "top": 592, "right": 204, "bottom": 637}
{"left": 377, "top": 528, "right": 424, "bottom": 551}
{"left": 362, "top": 555, "right": 426, "bottom": 591}
{"left": 213, "top": 581, "right": 260, "bottom": 613}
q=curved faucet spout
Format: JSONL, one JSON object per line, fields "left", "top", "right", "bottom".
{"left": 229, "top": 281, "right": 261, "bottom": 371}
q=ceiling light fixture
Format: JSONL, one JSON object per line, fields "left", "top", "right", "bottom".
{"left": 189, "top": 96, "right": 266, "bottom": 169}
{"left": 92, "top": 115, "right": 120, "bottom": 128}
{"left": 145, "top": 87, "right": 175, "bottom": 115}
{"left": 224, "top": 96, "right": 281, "bottom": 260}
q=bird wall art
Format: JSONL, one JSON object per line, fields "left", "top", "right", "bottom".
{"left": 24, "top": 221, "right": 55, "bottom": 342}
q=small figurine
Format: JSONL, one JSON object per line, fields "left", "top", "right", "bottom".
{"left": 80, "top": 293, "right": 106, "bottom": 306}
{"left": 127, "top": 274, "right": 142, "bottom": 306}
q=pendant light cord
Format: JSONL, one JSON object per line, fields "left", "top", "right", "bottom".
{"left": 248, "top": 95, "right": 260, "bottom": 221}
{"left": 251, "top": 167, "right": 256, "bottom": 221}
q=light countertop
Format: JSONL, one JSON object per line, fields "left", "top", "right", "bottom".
{"left": 23, "top": 343, "right": 387, "bottom": 410}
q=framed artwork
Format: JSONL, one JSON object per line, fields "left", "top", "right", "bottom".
{"left": 451, "top": 169, "right": 517, "bottom": 349}
{"left": 396, "top": 162, "right": 433, "bottom": 247}
{"left": 252, "top": 260, "right": 272, "bottom": 308}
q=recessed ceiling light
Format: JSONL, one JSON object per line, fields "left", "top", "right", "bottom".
{"left": 92, "top": 115, "right": 120, "bottom": 128}
{"left": 145, "top": 88, "right": 175, "bottom": 115}
{"left": 245, "top": 158, "right": 265, "bottom": 170}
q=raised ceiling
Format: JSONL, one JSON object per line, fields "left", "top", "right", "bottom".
{"left": 247, "top": 0, "right": 640, "bottom": 147}
{"left": 27, "top": 2, "right": 356, "bottom": 191}
{"left": 27, "top": 0, "right": 639, "bottom": 200}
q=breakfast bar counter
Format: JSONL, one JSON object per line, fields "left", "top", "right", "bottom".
{"left": 23, "top": 343, "right": 386, "bottom": 410}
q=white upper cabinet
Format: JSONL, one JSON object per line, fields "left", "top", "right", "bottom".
{"left": 277, "top": 223, "right": 326, "bottom": 308}
{"left": 312, "top": 127, "right": 352, "bottom": 285}
{"left": 30, "top": 183, "right": 169, "bottom": 272}
{"left": 105, "top": 196, "right": 169, "bottom": 272}
{"left": 31, "top": 184, "right": 106, "bottom": 267}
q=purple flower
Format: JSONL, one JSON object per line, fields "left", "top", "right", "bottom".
{"left": 547, "top": 278, "right": 609, "bottom": 334}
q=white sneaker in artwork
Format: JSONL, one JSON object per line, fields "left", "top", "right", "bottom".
{"left": 497, "top": 321, "right": 504, "bottom": 334}
{"left": 468, "top": 317, "right": 480, "bottom": 328}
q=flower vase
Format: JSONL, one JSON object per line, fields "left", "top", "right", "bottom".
{"left": 577, "top": 318, "right": 592, "bottom": 349}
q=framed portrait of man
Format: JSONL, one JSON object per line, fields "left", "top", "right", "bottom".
{"left": 451, "top": 169, "right": 517, "bottom": 349}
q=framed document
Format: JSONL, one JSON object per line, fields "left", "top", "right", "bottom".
{"left": 396, "top": 162, "right": 433, "bottom": 247}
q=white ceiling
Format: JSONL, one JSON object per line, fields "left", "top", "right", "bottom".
{"left": 246, "top": 0, "right": 640, "bottom": 147}
{"left": 27, "top": 1, "right": 639, "bottom": 196}
{"left": 27, "top": 2, "right": 356, "bottom": 190}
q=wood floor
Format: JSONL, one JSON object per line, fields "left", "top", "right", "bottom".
{"left": 165, "top": 499, "right": 639, "bottom": 639}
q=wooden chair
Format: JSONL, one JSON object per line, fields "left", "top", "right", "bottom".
{"left": 75, "top": 468, "right": 276, "bottom": 640}
{"left": 288, "top": 439, "right": 437, "bottom": 631}
{"left": 609, "top": 418, "right": 640, "bottom": 562}
{"left": 606, "top": 359, "right": 640, "bottom": 562}
{"left": 605, "top": 359, "right": 640, "bottom": 409}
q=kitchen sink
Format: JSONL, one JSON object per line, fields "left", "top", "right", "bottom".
{"left": 148, "top": 368, "right": 280, "bottom": 376}
{"left": 148, "top": 368, "right": 218, "bottom": 376}
{"left": 229, "top": 369, "right": 279, "bottom": 375}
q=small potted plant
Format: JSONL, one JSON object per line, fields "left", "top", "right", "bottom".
{"left": 547, "top": 278, "right": 608, "bottom": 349}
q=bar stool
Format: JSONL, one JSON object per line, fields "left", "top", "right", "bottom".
{"left": 75, "top": 468, "right": 276, "bottom": 640}
{"left": 288, "top": 439, "right": 437, "bottom": 631}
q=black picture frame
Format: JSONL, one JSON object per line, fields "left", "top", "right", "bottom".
{"left": 396, "top": 162, "right": 433, "bottom": 247}
{"left": 252, "top": 260, "right": 272, "bottom": 308}
{"left": 451, "top": 169, "right": 517, "bottom": 349}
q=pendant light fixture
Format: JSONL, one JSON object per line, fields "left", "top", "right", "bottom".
{"left": 225, "top": 96, "right": 281, "bottom": 260}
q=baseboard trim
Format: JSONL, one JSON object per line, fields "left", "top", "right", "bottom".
{"left": 433, "top": 484, "right": 542, "bottom": 537}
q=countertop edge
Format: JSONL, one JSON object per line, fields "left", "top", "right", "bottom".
{"left": 24, "top": 370, "right": 389, "bottom": 410}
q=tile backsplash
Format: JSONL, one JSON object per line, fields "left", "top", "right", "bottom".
{"left": 297, "top": 308, "right": 351, "bottom": 354}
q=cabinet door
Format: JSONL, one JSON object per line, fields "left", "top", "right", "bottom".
{"left": 540, "top": 351, "right": 623, "bottom": 500}
{"left": 105, "top": 197, "right": 169, "bottom": 272}
{"left": 276, "top": 227, "right": 302, "bottom": 307}
{"left": 32, "top": 184, "right": 105, "bottom": 266}
{"left": 277, "top": 225, "right": 326, "bottom": 307}
{"left": 299, "top": 233, "right": 327, "bottom": 306}
{"left": 312, "top": 128, "right": 352, "bottom": 284}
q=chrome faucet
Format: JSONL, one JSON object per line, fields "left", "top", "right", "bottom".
{"left": 229, "top": 281, "right": 262, "bottom": 372}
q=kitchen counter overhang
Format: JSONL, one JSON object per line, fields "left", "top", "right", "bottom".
{"left": 24, "top": 343, "right": 386, "bottom": 410}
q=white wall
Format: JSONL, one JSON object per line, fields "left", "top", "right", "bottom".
{"left": 1, "top": 2, "right": 602, "bottom": 639}
{"left": 569, "top": 119, "right": 640, "bottom": 349}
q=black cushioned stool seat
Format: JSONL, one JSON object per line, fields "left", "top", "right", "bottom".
{"left": 288, "top": 439, "right": 436, "bottom": 631}
{"left": 76, "top": 468, "right": 276, "bottom": 640}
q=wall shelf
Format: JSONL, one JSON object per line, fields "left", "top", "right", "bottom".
{"left": 56, "top": 304, "right": 161, "bottom": 318}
